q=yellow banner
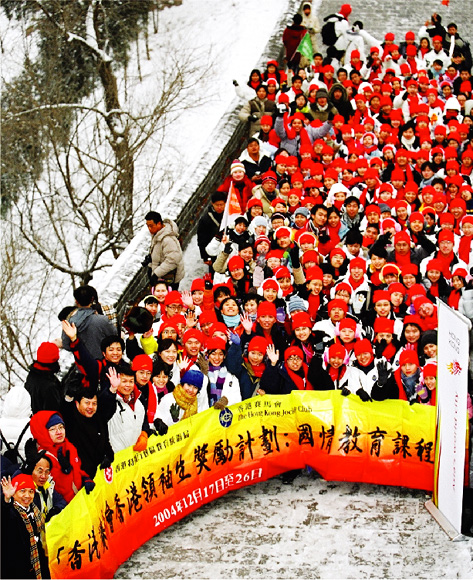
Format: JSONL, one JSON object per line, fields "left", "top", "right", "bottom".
{"left": 46, "top": 392, "right": 435, "bottom": 578}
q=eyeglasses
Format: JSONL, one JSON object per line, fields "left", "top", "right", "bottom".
{"left": 287, "top": 356, "right": 302, "bottom": 362}
{"left": 166, "top": 304, "right": 182, "bottom": 311}
{"left": 48, "top": 424, "right": 65, "bottom": 433}
{"left": 34, "top": 468, "right": 50, "bottom": 476}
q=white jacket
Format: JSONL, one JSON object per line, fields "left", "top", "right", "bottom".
{"left": 155, "top": 390, "right": 209, "bottom": 428}
{"left": 108, "top": 395, "right": 146, "bottom": 453}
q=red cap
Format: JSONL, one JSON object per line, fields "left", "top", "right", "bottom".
{"left": 37, "top": 342, "right": 60, "bottom": 364}
{"left": 257, "top": 301, "right": 277, "bottom": 318}
{"left": 284, "top": 346, "right": 304, "bottom": 362}
{"left": 248, "top": 336, "right": 267, "bottom": 354}
{"left": 292, "top": 312, "right": 312, "bottom": 331}
{"left": 399, "top": 349, "right": 419, "bottom": 367}
{"left": 131, "top": 354, "right": 153, "bottom": 372}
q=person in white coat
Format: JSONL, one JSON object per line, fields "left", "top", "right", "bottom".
{"left": 154, "top": 369, "right": 209, "bottom": 428}
{"left": 205, "top": 337, "right": 242, "bottom": 408}
{"left": 99, "top": 365, "right": 148, "bottom": 454}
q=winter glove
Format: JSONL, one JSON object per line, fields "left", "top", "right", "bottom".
{"left": 376, "top": 360, "right": 390, "bottom": 386}
{"left": 197, "top": 353, "right": 209, "bottom": 376}
{"left": 82, "top": 477, "right": 95, "bottom": 494}
{"left": 224, "top": 242, "right": 233, "bottom": 254}
{"left": 24, "top": 438, "right": 38, "bottom": 461}
{"left": 213, "top": 396, "right": 229, "bottom": 410}
{"left": 153, "top": 418, "right": 169, "bottom": 436}
{"left": 356, "top": 388, "right": 372, "bottom": 402}
{"left": 250, "top": 113, "right": 258, "bottom": 122}
{"left": 170, "top": 403, "right": 180, "bottom": 423}
{"left": 416, "top": 382, "right": 430, "bottom": 403}
{"left": 341, "top": 387, "right": 351, "bottom": 397}
{"left": 289, "top": 245, "right": 301, "bottom": 269}
{"left": 100, "top": 452, "right": 114, "bottom": 470}
{"left": 57, "top": 448, "right": 72, "bottom": 475}
{"left": 318, "top": 231, "right": 330, "bottom": 244}
{"left": 276, "top": 307, "right": 286, "bottom": 324}
{"left": 229, "top": 331, "right": 241, "bottom": 346}
{"left": 45, "top": 506, "right": 60, "bottom": 523}
{"left": 375, "top": 339, "right": 387, "bottom": 359}
{"left": 276, "top": 102, "right": 288, "bottom": 115}
{"left": 133, "top": 431, "right": 148, "bottom": 452}
{"left": 232, "top": 79, "right": 239, "bottom": 86}
{"left": 141, "top": 253, "right": 152, "bottom": 267}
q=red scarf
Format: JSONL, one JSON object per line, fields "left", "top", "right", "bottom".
{"left": 348, "top": 275, "right": 364, "bottom": 290}
{"left": 286, "top": 362, "right": 312, "bottom": 390}
{"left": 436, "top": 251, "right": 454, "bottom": 279}
{"left": 370, "top": 270, "right": 382, "bottom": 286}
{"left": 458, "top": 235, "right": 473, "bottom": 263}
{"left": 244, "top": 356, "right": 265, "bottom": 378}
{"left": 448, "top": 289, "right": 461, "bottom": 309}
{"left": 118, "top": 385, "right": 141, "bottom": 411}
{"left": 308, "top": 293, "right": 320, "bottom": 321}
{"left": 328, "top": 364, "right": 347, "bottom": 384}
{"left": 428, "top": 282, "right": 439, "bottom": 298}
{"left": 283, "top": 112, "right": 312, "bottom": 149}
{"left": 394, "top": 251, "right": 412, "bottom": 266}
{"left": 380, "top": 341, "right": 397, "bottom": 361}
{"left": 146, "top": 382, "right": 159, "bottom": 424}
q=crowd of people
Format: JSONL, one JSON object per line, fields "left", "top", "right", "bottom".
{"left": 2, "top": 2, "right": 473, "bottom": 576}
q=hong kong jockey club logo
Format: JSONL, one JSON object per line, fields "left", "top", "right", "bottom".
{"left": 219, "top": 407, "right": 233, "bottom": 428}
{"left": 104, "top": 466, "right": 113, "bottom": 484}
{"left": 446, "top": 361, "right": 462, "bottom": 375}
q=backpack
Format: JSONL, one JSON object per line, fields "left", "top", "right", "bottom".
{"left": 321, "top": 14, "right": 343, "bottom": 46}
{"left": 0, "top": 422, "right": 30, "bottom": 465}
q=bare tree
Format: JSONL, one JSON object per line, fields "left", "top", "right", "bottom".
{"left": 0, "top": 0, "right": 214, "bottom": 387}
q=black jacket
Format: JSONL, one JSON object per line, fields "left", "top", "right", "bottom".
{"left": 61, "top": 401, "right": 114, "bottom": 478}
{"left": 24, "top": 364, "right": 62, "bottom": 415}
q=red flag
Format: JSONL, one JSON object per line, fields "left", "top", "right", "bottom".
{"left": 220, "top": 181, "right": 243, "bottom": 231}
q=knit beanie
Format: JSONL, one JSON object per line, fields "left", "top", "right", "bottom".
{"left": 181, "top": 369, "right": 204, "bottom": 391}
{"left": 131, "top": 354, "right": 153, "bottom": 373}
{"left": 37, "top": 342, "right": 60, "bottom": 364}
{"left": 45, "top": 413, "right": 65, "bottom": 430}
{"left": 257, "top": 301, "right": 277, "bottom": 318}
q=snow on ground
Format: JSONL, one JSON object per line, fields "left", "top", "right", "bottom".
{"left": 116, "top": 474, "right": 473, "bottom": 579}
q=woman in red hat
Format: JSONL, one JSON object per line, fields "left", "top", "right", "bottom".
{"left": 392, "top": 349, "right": 423, "bottom": 403}
{"left": 230, "top": 335, "right": 268, "bottom": 399}
{"left": 352, "top": 338, "right": 398, "bottom": 401}
{"left": 307, "top": 343, "right": 369, "bottom": 399}
{"left": 288, "top": 311, "right": 317, "bottom": 365}
{"left": 204, "top": 337, "right": 242, "bottom": 408}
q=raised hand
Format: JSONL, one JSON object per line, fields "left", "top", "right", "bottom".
{"left": 181, "top": 290, "right": 194, "bottom": 309}
{"left": 106, "top": 367, "right": 121, "bottom": 393}
{"left": 62, "top": 320, "right": 77, "bottom": 341}
{"left": 266, "top": 344, "right": 280, "bottom": 366}
{"left": 240, "top": 313, "right": 253, "bottom": 334}
{"left": 1, "top": 476, "right": 17, "bottom": 501}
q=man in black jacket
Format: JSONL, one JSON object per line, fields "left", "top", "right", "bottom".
{"left": 61, "top": 388, "right": 114, "bottom": 479}
{"left": 197, "top": 191, "right": 227, "bottom": 265}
